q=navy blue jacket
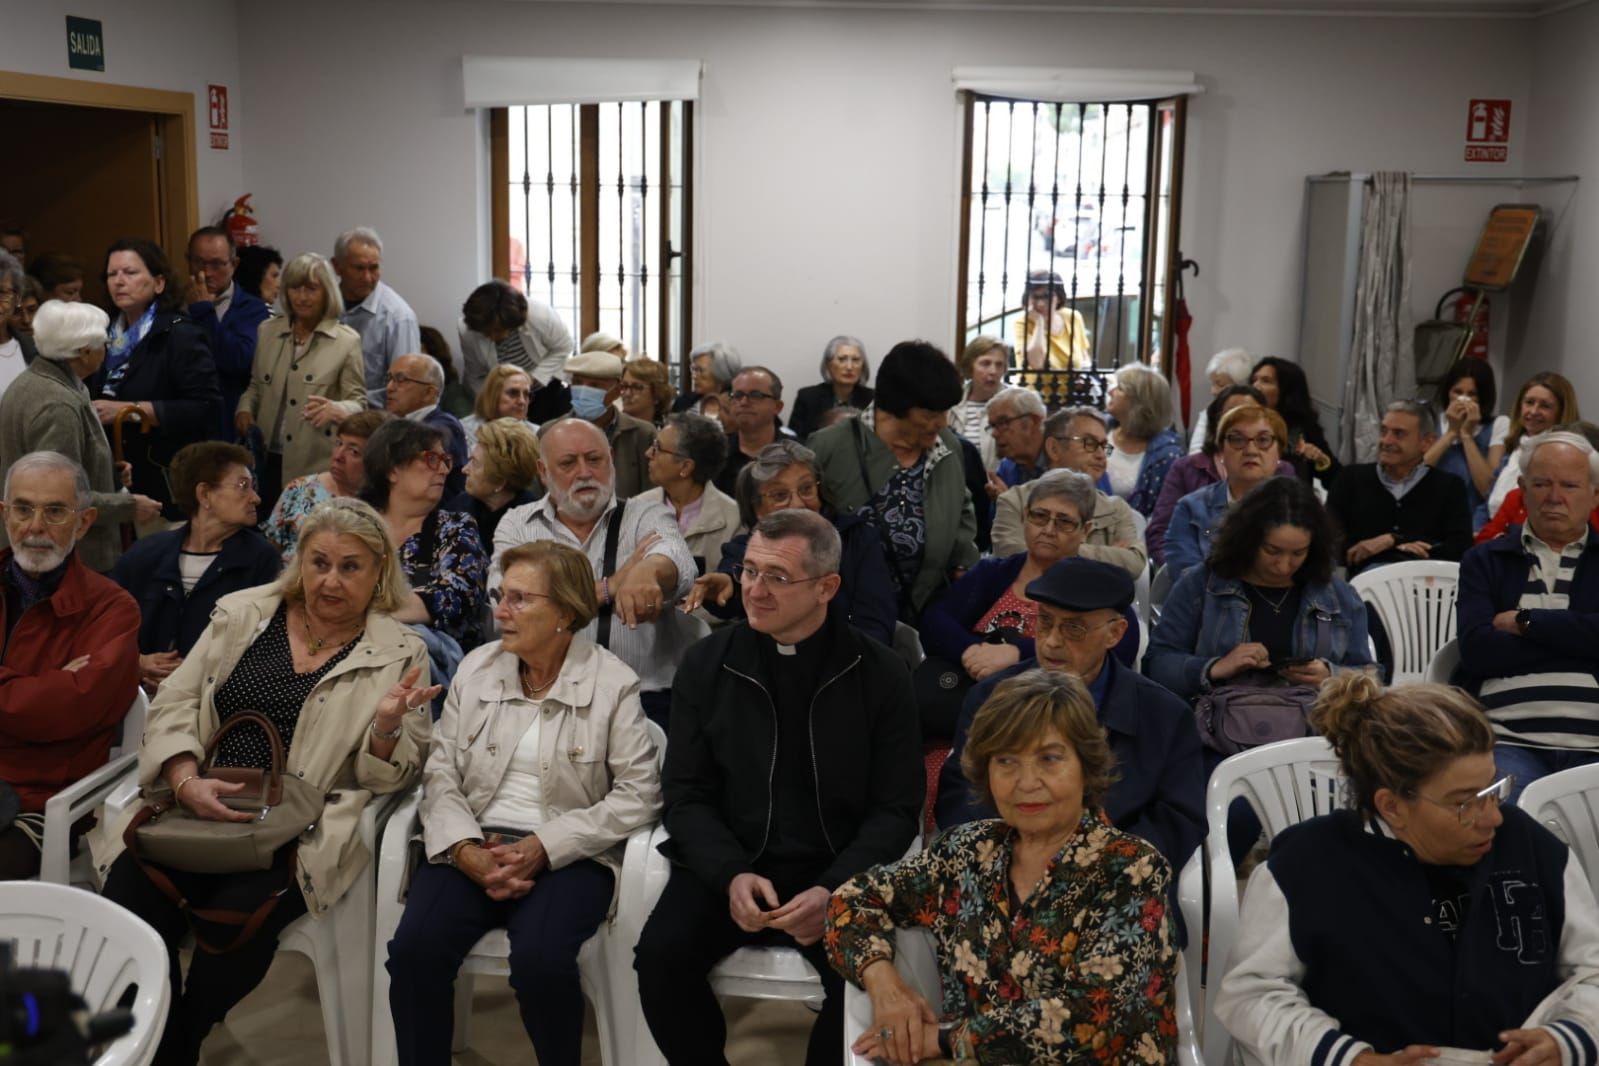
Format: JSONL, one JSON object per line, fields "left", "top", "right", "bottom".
{"left": 1458, "top": 528, "right": 1599, "bottom": 692}
{"left": 1268, "top": 806, "right": 1588, "bottom": 1059}
{"left": 110, "top": 525, "right": 282, "bottom": 656}
{"left": 934, "top": 652, "right": 1205, "bottom": 874}
{"left": 188, "top": 288, "right": 271, "bottom": 440}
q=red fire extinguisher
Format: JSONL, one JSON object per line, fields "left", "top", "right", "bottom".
{"left": 1452, "top": 289, "right": 1490, "bottom": 361}
{"left": 221, "top": 194, "right": 259, "bottom": 249}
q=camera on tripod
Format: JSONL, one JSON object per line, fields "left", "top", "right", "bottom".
{"left": 0, "top": 944, "right": 135, "bottom": 1065}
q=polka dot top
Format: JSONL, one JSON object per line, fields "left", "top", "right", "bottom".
{"left": 212, "top": 604, "right": 362, "bottom": 769}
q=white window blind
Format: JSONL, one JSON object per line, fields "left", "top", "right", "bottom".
{"left": 462, "top": 56, "right": 702, "bottom": 108}
{"left": 951, "top": 67, "right": 1202, "bottom": 103}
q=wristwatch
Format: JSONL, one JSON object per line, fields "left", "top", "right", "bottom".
{"left": 1516, "top": 608, "right": 1532, "bottom": 636}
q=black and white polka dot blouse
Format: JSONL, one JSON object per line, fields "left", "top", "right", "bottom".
{"left": 212, "top": 604, "right": 361, "bottom": 769}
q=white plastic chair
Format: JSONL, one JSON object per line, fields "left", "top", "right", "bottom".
{"left": 371, "top": 720, "right": 668, "bottom": 1066}
{"left": 0, "top": 880, "right": 170, "bottom": 1066}
{"left": 1149, "top": 563, "right": 1173, "bottom": 622}
{"left": 1428, "top": 637, "right": 1461, "bottom": 685}
{"left": 1179, "top": 737, "right": 1343, "bottom": 1066}
{"left": 40, "top": 689, "right": 147, "bottom": 887}
{"left": 840, "top": 924, "right": 1202, "bottom": 1064}
{"left": 101, "top": 773, "right": 400, "bottom": 1066}
{"left": 1349, "top": 560, "right": 1460, "bottom": 684}
{"left": 1517, "top": 764, "right": 1599, "bottom": 888}
{"left": 1134, "top": 563, "right": 1152, "bottom": 627}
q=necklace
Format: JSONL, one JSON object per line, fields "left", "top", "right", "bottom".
{"left": 1249, "top": 583, "right": 1293, "bottom": 614}
{"left": 520, "top": 662, "right": 559, "bottom": 698}
{"left": 302, "top": 609, "right": 361, "bottom": 654}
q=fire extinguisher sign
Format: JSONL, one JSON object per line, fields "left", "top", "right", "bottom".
{"left": 208, "top": 85, "right": 229, "bottom": 151}
{"left": 1464, "top": 99, "right": 1510, "bottom": 163}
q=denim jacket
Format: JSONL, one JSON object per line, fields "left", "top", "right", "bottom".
{"left": 1163, "top": 479, "right": 1231, "bottom": 582}
{"left": 1143, "top": 564, "right": 1372, "bottom": 699}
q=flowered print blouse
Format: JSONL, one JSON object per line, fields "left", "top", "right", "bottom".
{"left": 825, "top": 812, "right": 1176, "bottom": 1065}
{"left": 262, "top": 474, "right": 335, "bottom": 554}
{"left": 401, "top": 509, "right": 488, "bottom": 643}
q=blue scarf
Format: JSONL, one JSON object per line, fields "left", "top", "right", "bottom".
{"left": 103, "top": 303, "right": 157, "bottom": 397}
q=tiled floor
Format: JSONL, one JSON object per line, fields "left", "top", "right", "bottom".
{"left": 197, "top": 950, "right": 816, "bottom": 1065}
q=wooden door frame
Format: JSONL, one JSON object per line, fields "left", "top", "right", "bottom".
{"left": 0, "top": 72, "right": 198, "bottom": 258}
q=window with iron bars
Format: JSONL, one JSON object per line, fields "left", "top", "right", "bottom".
{"left": 489, "top": 102, "right": 693, "bottom": 379}
{"left": 956, "top": 94, "right": 1186, "bottom": 410}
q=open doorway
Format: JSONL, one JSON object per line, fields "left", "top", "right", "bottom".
{"left": 0, "top": 72, "right": 196, "bottom": 304}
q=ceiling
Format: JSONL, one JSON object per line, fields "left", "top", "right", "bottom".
{"left": 510, "top": 0, "right": 1586, "bottom": 18}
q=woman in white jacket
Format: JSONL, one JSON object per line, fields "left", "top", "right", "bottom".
{"left": 385, "top": 538, "right": 661, "bottom": 1066}
{"left": 1215, "top": 674, "right": 1599, "bottom": 1066}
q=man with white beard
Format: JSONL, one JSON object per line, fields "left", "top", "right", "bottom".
{"left": 491, "top": 418, "right": 696, "bottom": 728}
{"left": 0, "top": 451, "right": 139, "bottom": 878}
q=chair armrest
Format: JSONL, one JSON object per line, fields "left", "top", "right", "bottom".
{"left": 639, "top": 824, "right": 673, "bottom": 916}
{"left": 376, "top": 789, "right": 423, "bottom": 907}
{"left": 1176, "top": 849, "right": 1205, "bottom": 1028}
{"left": 38, "top": 757, "right": 137, "bottom": 885}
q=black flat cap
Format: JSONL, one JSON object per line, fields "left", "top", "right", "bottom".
{"left": 1025, "top": 557, "right": 1135, "bottom": 613}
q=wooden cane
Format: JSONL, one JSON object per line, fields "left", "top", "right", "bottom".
{"left": 112, "top": 405, "right": 149, "bottom": 548}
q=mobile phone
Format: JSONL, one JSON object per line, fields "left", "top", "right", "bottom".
{"left": 1273, "top": 657, "right": 1313, "bottom": 669}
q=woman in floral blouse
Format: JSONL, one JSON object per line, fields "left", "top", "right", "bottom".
{"left": 825, "top": 669, "right": 1177, "bottom": 1065}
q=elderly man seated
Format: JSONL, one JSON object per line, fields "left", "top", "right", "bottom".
{"left": 0, "top": 451, "right": 139, "bottom": 878}
{"left": 492, "top": 417, "right": 695, "bottom": 729}
{"left": 986, "top": 386, "right": 1049, "bottom": 488}
{"left": 1458, "top": 429, "right": 1599, "bottom": 796}
{"left": 635, "top": 508, "right": 923, "bottom": 1066}
{"left": 990, "top": 406, "right": 1148, "bottom": 577}
{"left": 386, "top": 352, "right": 468, "bottom": 497}
{"left": 564, "top": 350, "right": 656, "bottom": 499}
{"left": 935, "top": 557, "right": 1203, "bottom": 877}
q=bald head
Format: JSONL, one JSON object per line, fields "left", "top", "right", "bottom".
{"left": 537, "top": 418, "right": 615, "bottom": 525}
{"left": 385, "top": 354, "right": 443, "bottom": 415}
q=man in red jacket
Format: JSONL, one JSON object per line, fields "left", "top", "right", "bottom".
{"left": 0, "top": 451, "right": 139, "bottom": 878}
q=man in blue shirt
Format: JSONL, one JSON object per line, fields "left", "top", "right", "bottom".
{"left": 333, "top": 226, "right": 421, "bottom": 405}
{"left": 183, "top": 226, "right": 270, "bottom": 440}
{"left": 935, "top": 557, "right": 1204, "bottom": 876}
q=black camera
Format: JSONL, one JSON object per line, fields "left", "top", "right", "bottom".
{"left": 0, "top": 944, "right": 135, "bottom": 1065}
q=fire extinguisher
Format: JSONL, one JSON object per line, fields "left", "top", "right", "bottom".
{"left": 1448, "top": 287, "right": 1490, "bottom": 361}
{"left": 221, "top": 194, "right": 259, "bottom": 249}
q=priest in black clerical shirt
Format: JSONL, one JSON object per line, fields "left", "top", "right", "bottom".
{"left": 636, "top": 507, "right": 922, "bottom": 1066}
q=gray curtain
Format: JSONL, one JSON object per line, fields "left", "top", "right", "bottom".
{"left": 1341, "top": 171, "right": 1414, "bottom": 463}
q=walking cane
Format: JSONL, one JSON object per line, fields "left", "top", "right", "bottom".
{"left": 112, "top": 405, "right": 149, "bottom": 549}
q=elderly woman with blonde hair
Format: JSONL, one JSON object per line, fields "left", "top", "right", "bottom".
{"left": 461, "top": 363, "right": 534, "bottom": 452}
{"left": 446, "top": 416, "right": 543, "bottom": 547}
{"left": 236, "top": 252, "right": 366, "bottom": 512}
{"left": 387, "top": 538, "right": 661, "bottom": 1066}
{"left": 825, "top": 668, "right": 1177, "bottom": 1065}
{"left": 98, "top": 497, "right": 435, "bottom": 1065}
{"left": 0, "top": 299, "right": 162, "bottom": 570}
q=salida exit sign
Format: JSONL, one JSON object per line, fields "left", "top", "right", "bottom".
{"left": 66, "top": 16, "right": 105, "bottom": 72}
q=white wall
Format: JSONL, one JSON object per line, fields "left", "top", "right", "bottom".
{"left": 1520, "top": 0, "right": 1598, "bottom": 405}
{"left": 0, "top": 0, "right": 247, "bottom": 225}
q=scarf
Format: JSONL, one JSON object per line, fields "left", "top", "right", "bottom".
{"left": 103, "top": 303, "right": 158, "bottom": 397}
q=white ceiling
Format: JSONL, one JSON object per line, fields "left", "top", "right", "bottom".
{"left": 512, "top": 0, "right": 1587, "bottom": 18}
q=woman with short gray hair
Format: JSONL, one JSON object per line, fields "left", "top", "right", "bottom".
{"left": 1106, "top": 363, "right": 1184, "bottom": 517}
{"left": 638, "top": 412, "right": 740, "bottom": 574}
{"left": 676, "top": 340, "right": 742, "bottom": 427}
{"left": 0, "top": 300, "right": 163, "bottom": 570}
{"left": 787, "top": 335, "right": 874, "bottom": 440}
{"left": 680, "top": 439, "right": 898, "bottom": 645}
{"left": 0, "top": 249, "right": 33, "bottom": 397}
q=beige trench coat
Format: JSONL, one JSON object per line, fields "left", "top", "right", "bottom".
{"left": 419, "top": 637, "right": 661, "bottom": 910}
{"left": 238, "top": 317, "right": 367, "bottom": 483}
{"left": 89, "top": 584, "right": 432, "bottom": 917}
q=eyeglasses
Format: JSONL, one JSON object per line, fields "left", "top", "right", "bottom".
{"left": 4, "top": 502, "right": 78, "bottom": 525}
{"left": 1053, "top": 434, "right": 1112, "bottom": 454}
{"left": 646, "top": 440, "right": 689, "bottom": 460}
{"left": 729, "top": 390, "right": 776, "bottom": 404}
{"left": 759, "top": 480, "right": 820, "bottom": 507}
{"left": 1037, "top": 614, "right": 1119, "bottom": 641}
{"left": 737, "top": 563, "right": 827, "bottom": 589}
{"left": 986, "top": 412, "right": 1037, "bottom": 433}
{"left": 1223, "top": 432, "right": 1279, "bottom": 451}
{"left": 210, "top": 476, "right": 255, "bottom": 495}
{"left": 1414, "top": 774, "right": 1514, "bottom": 828}
{"left": 414, "top": 451, "right": 454, "bottom": 472}
{"left": 489, "top": 588, "right": 554, "bottom": 613}
{"left": 831, "top": 355, "right": 864, "bottom": 366}
{"left": 385, "top": 372, "right": 429, "bottom": 388}
{"left": 617, "top": 382, "right": 649, "bottom": 394}
{"left": 1024, "top": 509, "right": 1083, "bottom": 533}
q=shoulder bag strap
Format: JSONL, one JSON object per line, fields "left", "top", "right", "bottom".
{"left": 1312, "top": 606, "right": 1333, "bottom": 662}
{"left": 595, "top": 502, "right": 628, "bottom": 649}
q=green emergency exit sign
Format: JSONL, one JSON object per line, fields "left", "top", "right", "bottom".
{"left": 66, "top": 16, "right": 105, "bottom": 72}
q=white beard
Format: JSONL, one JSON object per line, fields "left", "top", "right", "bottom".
{"left": 13, "top": 537, "right": 72, "bottom": 575}
{"left": 551, "top": 476, "right": 615, "bottom": 524}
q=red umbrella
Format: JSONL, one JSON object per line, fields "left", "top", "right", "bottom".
{"left": 1172, "top": 257, "right": 1197, "bottom": 425}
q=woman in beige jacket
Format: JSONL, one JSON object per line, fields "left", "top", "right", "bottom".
{"left": 236, "top": 252, "right": 366, "bottom": 512}
{"left": 98, "top": 498, "right": 434, "bottom": 1066}
{"left": 388, "top": 539, "right": 661, "bottom": 1066}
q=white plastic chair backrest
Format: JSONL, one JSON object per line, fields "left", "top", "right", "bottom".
{"left": 1517, "top": 763, "right": 1599, "bottom": 890}
{"left": 1129, "top": 507, "right": 1148, "bottom": 545}
{"left": 110, "top": 689, "right": 148, "bottom": 762}
{"left": 844, "top": 928, "right": 940, "bottom": 1065}
{"left": 1349, "top": 560, "right": 1460, "bottom": 684}
{"left": 646, "top": 719, "right": 667, "bottom": 772}
{"left": 1134, "top": 564, "right": 1151, "bottom": 627}
{"left": 0, "top": 881, "right": 169, "bottom": 1066}
{"left": 1201, "top": 737, "right": 1342, "bottom": 1066}
{"left": 1150, "top": 564, "right": 1173, "bottom": 618}
{"left": 1428, "top": 638, "right": 1461, "bottom": 685}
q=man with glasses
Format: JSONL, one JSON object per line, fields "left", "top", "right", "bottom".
{"left": 491, "top": 417, "right": 694, "bottom": 729}
{"left": 562, "top": 350, "right": 656, "bottom": 499}
{"left": 183, "top": 227, "right": 269, "bottom": 439}
{"left": 1327, "top": 399, "right": 1472, "bottom": 578}
{"left": 636, "top": 507, "right": 922, "bottom": 1066}
{"left": 989, "top": 405, "right": 1148, "bottom": 576}
{"left": 713, "top": 366, "right": 795, "bottom": 496}
{"left": 934, "top": 557, "right": 1203, "bottom": 879}
{"left": 986, "top": 386, "right": 1049, "bottom": 488}
{"left": 385, "top": 353, "right": 467, "bottom": 497}
{"left": 0, "top": 451, "right": 140, "bottom": 879}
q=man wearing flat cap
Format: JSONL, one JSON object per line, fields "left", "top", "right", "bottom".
{"left": 935, "top": 556, "right": 1204, "bottom": 875}
{"left": 564, "top": 350, "right": 656, "bottom": 499}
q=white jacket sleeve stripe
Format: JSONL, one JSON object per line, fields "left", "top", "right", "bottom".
{"left": 1525, "top": 853, "right": 1599, "bottom": 1066}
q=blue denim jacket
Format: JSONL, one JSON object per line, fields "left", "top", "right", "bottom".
{"left": 1143, "top": 564, "right": 1372, "bottom": 699}
{"left": 1163, "top": 479, "right": 1231, "bottom": 582}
